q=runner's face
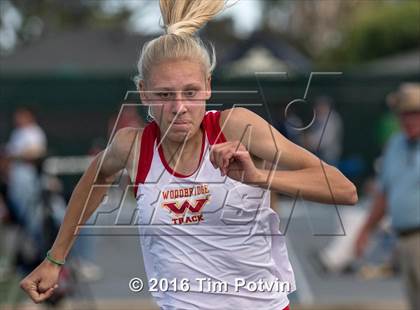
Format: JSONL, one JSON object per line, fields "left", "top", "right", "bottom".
{"left": 140, "top": 59, "right": 211, "bottom": 142}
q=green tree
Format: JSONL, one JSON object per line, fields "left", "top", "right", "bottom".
{"left": 320, "top": 0, "right": 420, "bottom": 68}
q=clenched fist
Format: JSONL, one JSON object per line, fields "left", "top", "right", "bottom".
{"left": 209, "top": 141, "right": 263, "bottom": 184}
{"left": 20, "top": 259, "right": 62, "bottom": 304}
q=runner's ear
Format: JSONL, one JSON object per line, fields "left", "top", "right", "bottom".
{"left": 205, "top": 75, "right": 212, "bottom": 100}
{"left": 139, "top": 80, "right": 149, "bottom": 105}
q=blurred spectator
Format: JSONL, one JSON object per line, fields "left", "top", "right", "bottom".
{"left": 376, "top": 110, "right": 399, "bottom": 149}
{"left": 282, "top": 110, "right": 304, "bottom": 146}
{"left": 317, "top": 178, "right": 375, "bottom": 273}
{"left": 316, "top": 177, "right": 397, "bottom": 275}
{"left": 304, "top": 96, "right": 343, "bottom": 165}
{"left": 6, "top": 107, "right": 46, "bottom": 242}
{"left": 355, "top": 83, "right": 420, "bottom": 310}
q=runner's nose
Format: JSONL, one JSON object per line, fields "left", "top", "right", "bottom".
{"left": 171, "top": 96, "right": 188, "bottom": 116}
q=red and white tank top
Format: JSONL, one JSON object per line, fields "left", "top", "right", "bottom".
{"left": 133, "top": 110, "right": 295, "bottom": 310}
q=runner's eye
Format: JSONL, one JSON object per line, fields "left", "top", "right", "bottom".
{"left": 157, "top": 92, "right": 174, "bottom": 99}
{"left": 183, "top": 90, "right": 197, "bottom": 98}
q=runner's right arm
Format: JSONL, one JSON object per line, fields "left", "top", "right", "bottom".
{"left": 20, "top": 127, "right": 141, "bottom": 303}
{"left": 49, "top": 127, "right": 140, "bottom": 261}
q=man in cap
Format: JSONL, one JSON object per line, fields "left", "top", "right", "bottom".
{"left": 355, "top": 83, "right": 420, "bottom": 310}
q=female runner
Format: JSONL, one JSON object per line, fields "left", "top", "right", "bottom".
{"left": 20, "top": 1, "right": 357, "bottom": 309}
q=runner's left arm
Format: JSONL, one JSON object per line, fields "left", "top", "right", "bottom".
{"left": 213, "top": 107, "right": 357, "bottom": 205}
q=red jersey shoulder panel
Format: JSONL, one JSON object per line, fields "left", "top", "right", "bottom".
{"left": 202, "top": 110, "right": 227, "bottom": 145}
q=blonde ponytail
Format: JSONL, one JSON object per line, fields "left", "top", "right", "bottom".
{"left": 136, "top": 0, "right": 234, "bottom": 85}
{"left": 160, "top": 0, "right": 226, "bottom": 36}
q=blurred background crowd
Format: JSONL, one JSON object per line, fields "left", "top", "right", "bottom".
{"left": 0, "top": 0, "right": 419, "bottom": 309}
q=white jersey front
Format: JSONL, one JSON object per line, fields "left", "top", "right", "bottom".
{"left": 134, "top": 111, "right": 296, "bottom": 310}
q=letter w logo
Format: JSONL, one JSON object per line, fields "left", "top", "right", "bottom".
{"left": 163, "top": 198, "right": 209, "bottom": 215}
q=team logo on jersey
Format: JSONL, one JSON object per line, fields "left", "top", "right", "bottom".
{"left": 163, "top": 198, "right": 208, "bottom": 215}
{"left": 161, "top": 184, "right": 210, "bottom": 225}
